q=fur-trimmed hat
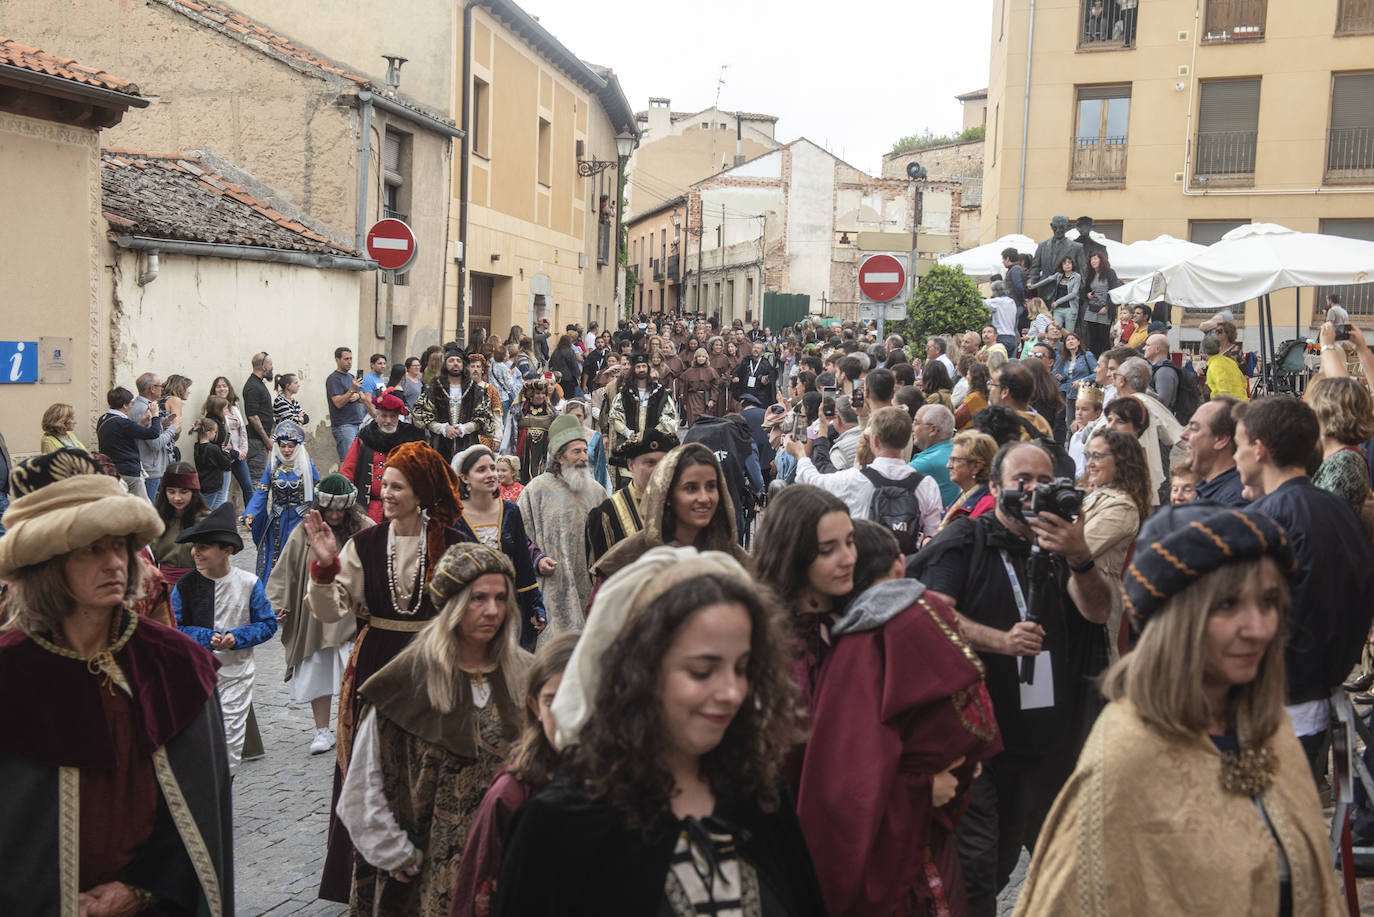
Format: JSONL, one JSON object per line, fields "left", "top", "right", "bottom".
{"left": 548, "top": 413, "right": 588, "bottom": 457}
{"left": 0, "top": 474, "right": 164, "bottom": 579}
{"left": 175, "top": 503, "right": 243, "bottom": 553}
{"left": 373, "top": 392, "right": 407, "bottom": 415}
{"left": 443, "top": 341, "right": 467, "bottom": 360}
{"left": 8, "top": 448, "right": 105, "bottom": 499}
{"left": 612, "top": 429, "right": 679, "bottom": 467}
{"left": 314, "top": 473, "right": 358, "bottom": 510}
{"left": 1122, "top": 506, "right": 1296, "bottom": 626}
{"left": 426, "top": 542, "right": 515, "bottom": 608}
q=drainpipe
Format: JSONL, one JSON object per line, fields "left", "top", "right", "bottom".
{"left": 457, "top": 0, "right": 475, "bottom": 344}
{"left": 137, "top": 249, "right": 159, "bottom": 286}
{"left": 356, "top": 95, "right": 373, "bottom": 252}
{"left": 1016, "top": 0, "right": 1037, "bottom": 235}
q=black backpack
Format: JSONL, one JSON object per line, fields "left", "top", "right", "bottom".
{"left": 1014, "top": 416, "right": 1077, "bottom": 480}
{"left": 1151, "top": 362, "right": 1201, "bottom": 425}
{"left": 861, "top": 467, "right": 925, "bottom": 555}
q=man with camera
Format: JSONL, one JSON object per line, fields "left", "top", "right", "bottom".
{"left": 910, "top": 441, "right": 1113, "bottom": 917}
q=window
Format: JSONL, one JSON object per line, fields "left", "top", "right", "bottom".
{"left": 1319, "top": 219, "right": 1374, "bottom": 315}
{"left": 1203, "top": 0, "right": 1266, "bottom": 43}
{"left": 1070, "top": 85, "right": 1131, "bottom": 186}
{"left": 1078, "top": 0, "right": 1139, "bottom": 49}
{"left": 383, "top": 129, "right": 411, "bottom": 284}
{"left": 537, "top": 117, "right": 552, "bottom": 187}
{"left": 472, "top": 78, "right": 490, "bottom": 158}
{"left": 1092, "top": 220, "right": 1124, "bottom": 241}
{"left": 1337, "top": 0, "right": 1374, "bottom": 35}
{"left": 1326, "top": 72, "right": 1374, "bottom": 182}
{"left": 1194, "top": 79, "right": 1260, "bottom": 180}
{"left": 992, "top": 104, "right": 999, "bottom": 167}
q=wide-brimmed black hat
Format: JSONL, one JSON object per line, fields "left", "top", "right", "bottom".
{"left": 175, "top": 502, "right": 244, "bottom": 553}
{"left": 612, "top": 429, "right": 679, "bottom": 467}
{"left": 629, "top": 352, "right": 650, "bottom": 366}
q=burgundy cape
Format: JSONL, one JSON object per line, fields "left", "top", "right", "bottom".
{"left": 448, "top": 772, "right": 534, "bottom": 917}
{"left": 797, "top": 581, "right": 1002, "bottom": 916}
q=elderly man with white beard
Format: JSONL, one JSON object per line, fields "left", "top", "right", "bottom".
{"left": 339, "top": 392, "right": 426, "bottom": 523}
{"left": 517, "top": 413, "right": 605, "bottom": 646}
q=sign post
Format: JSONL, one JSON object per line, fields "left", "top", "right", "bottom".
{"left": 858, "top": 253, "right": 908, "bottom": 340}
{"left": 366, "top": 219, "right": 418, "bottom": 359}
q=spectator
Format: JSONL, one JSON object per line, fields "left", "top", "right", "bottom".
{"left": 401, "top": 356, "right": 424, "bottom": 413}
{"left": 1216, "top": 320, "right": 1246, "bottom": 372}
{"left": 1029, "top": 256, "right": 1082, "bottom": 336}
{"left": 1002, "top": 247, "right": 1027, "bottom": 310}
{"left": 192, "top": 411, "right": 233, "bottom": 511}
{"left": 990, "top": 362, "right": 1053, "bottom": 439}
{"left": 1067, "top": 386, "right": 1105, "bottom": 478}
{"left": 1179, "top": 395, "right": 1246, "bottom": 507}
{"left": 0, "top": 430, "right": 8, "bottom": 536}
{"left": 983, "top": 281, "right": 1019, "bottom": 354}
{"left": 864, "top": 366, "right": 896, "bottom": 415}
{"left": 938, "top": 429, "right": 998, "bottom": 530}
{"left": 961, "top": 331, "right": 981, "bottom": 358}
{"left": 1023, "top": 353, "right": 1067, "bottom": 441}
{"left": 532, "top": 316, "right": 552, "bottom": 367}
{"left": 39, "top": 403, "right": 86, "bottom": 453}
{"left": 1169, "top": 463, "right": 1200, "bottom": 505}
{"left": 950, "top": 355, "right": 974, "bottom": 407}
{"left": 1080, "top": 428, "right": 1150, "bottom": 657}
{"left": 1080, "top": 252, "right": 1120, "bottom": 353}
{"left": 912, "top": 403, "right": 960, "bottom": 507}
{"left": 955, "top": 363, "right": 993, "bottom": 431}
{"left": 206, "top": 377, "right": 253, "bottom": 508}
{"left": 95, "top": 386, "right": 165, "bottom": 494}
{"left": 920, "top": 360, "right": 954, "bottom": 411}
{"left": 1125, "top": 304, "right": 1151, "bottom": 350}
{"left": 243, "top": 352, "right": 277, "bottom": 482}
{"left": 360, "top": 352, "right": 388, "bottom": 405}
{"left": 1142, "top": 333, "right": 1178, "bottom": 412}
{"left": 129, "top": 372, "right": 181, "bottom": 502}
{"left": 892, "top": 359, "right": 917, "bottom": 389}
{"left": 162, "top": 374, "right": 192, "bottom": 429}
{"left": 927, "top": 336, "right": 957, "bottom": 378}
{"left": 977, "top": 325, "right": 1008, "bottom": 363}
{"left": 272, "top": 372, "right": 310, "bottom": 427}
{"left": 1114, "top": 355, "right": 1183, "bottom": 505}
{"left": 325, "top": 347, "right": 366, "bottom": 462}
{"left": 1306, "top": 376, "right": 1374, "bottom": 520}
{"left": 825, "top": 395, "right": 863, "bottom": 470}
{"left": 547, "top": 334, "right": 584, "bottom": 398}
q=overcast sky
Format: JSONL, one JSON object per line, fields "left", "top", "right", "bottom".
{"left": 523, "top": 0, "right": 993, "bottom": 176}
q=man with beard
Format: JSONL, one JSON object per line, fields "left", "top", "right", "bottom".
{"left": 339, "top": 393, "right": 426, "bottom": 522}
{"left": 731, "top": 339, "right": 777, "bottom": 407}
{"left": 412, "top": 343, "right": 497, "bottom": 463}
{"left": 517, "top": 414, "right": 605, "bottom": 646}
{"left": 585, "top": 429, "right": 678, "bottom": 569}
{"left": 608, "top": 353, "right": 677, "bottom": 458}
{"left": 504, "top": 372, "right": 559, "bottom": 482}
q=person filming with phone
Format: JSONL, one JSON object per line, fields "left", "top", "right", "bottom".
{"left": 908, "top": 440, "right": 1113, "bottom": 917}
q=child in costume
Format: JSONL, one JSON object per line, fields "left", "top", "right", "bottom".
{"left": 242, "top": 419, "right": 319, "bottom": 581}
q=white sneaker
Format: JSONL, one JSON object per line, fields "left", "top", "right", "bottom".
{"left": 310, "top": 728, "right": 336, "bottom": 755}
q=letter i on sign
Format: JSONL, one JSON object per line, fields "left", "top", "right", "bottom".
{"left": 8, "top": 342, "right": 23, "bottom": 382}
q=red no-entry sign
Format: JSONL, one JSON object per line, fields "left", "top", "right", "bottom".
{"left": 859, "top": 253, "right": 906, "bottom": 303}
{"left": 366, "top": 218, "right": 417, "bottom": 272}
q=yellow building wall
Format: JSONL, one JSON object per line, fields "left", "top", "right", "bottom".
{"left": 629, "top": 128, "right": 777, "bottom": 217}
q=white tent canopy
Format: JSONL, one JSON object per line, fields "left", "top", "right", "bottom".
{"left": 942, "top": 231, "right": 1206, "bottom": 283}
{"left": 1111, "top": 223, "right": 1374, "bottom": 308}
{"left": 937, "top": 234, "right": 1034, "bottom": 279}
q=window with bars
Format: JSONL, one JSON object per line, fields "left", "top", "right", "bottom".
{"left": 1319, "top": 219, "right": 1374, "bottom": 316}
{"left": 1337, "top": 0, "right": 1374, "bottom": 34}
{"left": 1195, "top": 79, "right": 1260, "bottom": 180}
{"left": 1203, "top": 0, "right": 1266, "bottom": 43}
{"left": 1070, "top": 86, "right": 1131, "bottom": 186}
{"left": 1326, "top": 72, "right": 1374, "bottom": 182}
{"left": 1077, "top": 0, "right": 1139, "bottom": 49}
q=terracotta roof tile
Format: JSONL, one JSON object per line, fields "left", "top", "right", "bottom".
{"left": 101, "top": 149, "right": 356, "bottom": 256}
{"left": 0, "top": 36, "right": 144, "bottom": 97}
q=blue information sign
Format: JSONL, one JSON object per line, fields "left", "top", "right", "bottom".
{"left": 0, "top": 341, "right": 39, "bottom": 383}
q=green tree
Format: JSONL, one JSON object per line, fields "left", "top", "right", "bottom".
{"left": 889, "top": 124, "right": 986, "bottom": 156}
{"left": 895, "top": 264, "right": 987, "bottom": 348}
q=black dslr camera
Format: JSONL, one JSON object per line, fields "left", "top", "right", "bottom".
{"left": 999, "top": 477, "right": 1085, "bottom": 522}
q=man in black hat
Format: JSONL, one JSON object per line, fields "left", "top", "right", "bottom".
{"left": 171, "top": 503, "right": 278, "bottom": 776}
{"left": 412, "top": 343, "right": 498, "bottom": 462}
{"left": 608, "top": 352, "right": 677, "bottom": 458}
{"left": 585, "top": 429, "right": 678, "bottom": 569}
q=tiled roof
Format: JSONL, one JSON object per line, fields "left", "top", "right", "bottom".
{"left": 153, "top": 0, "right": 370, "bottom": 84}
{"left": 636, "top": 108, "right": 779, "bottom": 125}
{"left": 0, "top": 36, "right": 144, "bottom": 97}
{"left": 101, "top": 149, "right": 356, "bottom": 255}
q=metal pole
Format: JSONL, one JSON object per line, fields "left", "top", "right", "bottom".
{"left": 384, "top": 271, "right": 395, "bottom": 360}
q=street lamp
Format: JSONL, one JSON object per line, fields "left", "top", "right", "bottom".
{"left": 577, "top": 130, "right": 637, "bottom": 176}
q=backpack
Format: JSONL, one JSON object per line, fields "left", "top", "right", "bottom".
{"left": 1015, "top": 416, "right": 1077, "bottom": 480}
{"left": 861, "top": 467, "right": 925, "bottom": 555}
{"left": 1151, "top": 362, "right": 1200, "bottom": 425}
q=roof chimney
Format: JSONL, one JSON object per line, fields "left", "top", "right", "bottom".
{"left": 382, "top": 55, "right": 407, "bottom": 91}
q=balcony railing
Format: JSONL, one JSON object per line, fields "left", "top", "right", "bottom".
{"left": 1077, "top": 0, "right": 1139, "bottom": 49}
{"left": 651, "top": 258, "right": 665, "bottom": 282}
{"left": 1069, "top": 136, "right": 1128, "bottom": 185}
{"left": 1326, "top": 126, "right": 1374, "bottom": 181}
{"left": 1194, "top": 130, "right": 1257, "bottom": 177}
{"left": 1203, "top": 0, "right": 1266, "bottom": 42}
{"left": 666, "top": 253, "right": 681, "bottom": 279}
{"left": 1336, "top": 0, "right": 1374, "bottom": 34}
{"left": 597, "top": 222, "right": 612, "bottom": 266}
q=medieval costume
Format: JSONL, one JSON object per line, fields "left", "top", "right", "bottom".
{"left": 608, "top": 354, "right": 678, "bottom": 455}
{"left": 707, "top": 338, "right": 733, "bottom": 413}
{"left": 413, "top": 344, "right": 499, "bottom": 463}
{"left": 455, "top": 498, "right": 547, "bottom": 651}
{"left": 678, "top": 349, "right": 721, "bottom": 426}
{"left": 147, "top": 466, "right": 207, "bottom": 586}
{"left": 797, "top": 579, "right": 1002, "bottom": 916}
{"left": 516, "top": 415, "right": 606, "bottom": 647}
{"left": 340, "top": 394, "right": 426, "bottom": 523}
{"left": 0, "top": 465, "right": 233, "bottom": 917}
{"left": 242, "top": 419, "right": 320, "bottom": 581}
{"left": 268, "top": 474, "right": 372, "bottom": 750}
{"left": 502, "top": 374, "right": 558, "bottom": 483}
{"left": 171, "top": 503, "right": 279, "bottom": 776}
{"left": 337, "top": 544, "right": 530, "bottom": 917}
{"left": 307, "top": 442, "right": 471, "bottom": 903}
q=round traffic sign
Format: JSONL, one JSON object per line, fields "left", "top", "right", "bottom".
{"left": 859, "top": 253, "right": 906, "bottom": 303}
{"left": 366, "top": 218, "right": 418, "bottom": 272}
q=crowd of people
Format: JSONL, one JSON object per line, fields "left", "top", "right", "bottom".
{"left": 2, "top": 290, "right": 1373, "bottom": 916}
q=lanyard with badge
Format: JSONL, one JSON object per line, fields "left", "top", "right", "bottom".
{"left": 747, "top": 357, "right": 762, "bottom": 390}
{"left": 999, "top": 550, "right": 1054, "bottom": 710}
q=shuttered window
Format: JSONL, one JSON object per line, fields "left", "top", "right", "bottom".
{"left": 1188, "top": 220, "right": 1248, "bottom": 245}
{"left": 1319, "top": 219, "right": 1374, "bottom": 315}
{"left": 1195, "top": 79, "right": 1260, "bottom": 176}
{"left": 1327, "top": 72, "right": 1374, "bottom": 177}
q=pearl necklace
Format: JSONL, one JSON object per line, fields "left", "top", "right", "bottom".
{"left": 386, "top": 517, "right": 427, "bottom": 616}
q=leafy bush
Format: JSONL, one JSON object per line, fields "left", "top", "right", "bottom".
{"left": 895, "top": 264, "right": 987, "bottom": 347}
{"left": 889, "top": 124, "right": 986, "bottom": 156}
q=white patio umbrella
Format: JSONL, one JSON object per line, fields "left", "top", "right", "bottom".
{"left": 937, "top": 233, "right": 1035, "bottom": 279}
{"left": 1109, "top": 234, "right": 1206, "bottom": 282}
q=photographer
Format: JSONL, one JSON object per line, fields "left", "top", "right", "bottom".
{"left": 909, "top": 441, "right": 1112, "bottom": 917}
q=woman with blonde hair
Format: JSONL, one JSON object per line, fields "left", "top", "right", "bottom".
{"left": 337, "top": 542, "right": 531, "bottom": 916}
{"left": 39, "top": 402, "right": 85, "bottom": 453}
{"left": 939, "top": 429, "right": 998, "bottom": 530}
{"left": 1080, "top": 428, "right": 1149, "bottom": 658}
{"left": 1306, "top": 375, "right": 1374, "bottom": 517}
{"left": 1015, "top": 507, "right": 1342, "bottom": 916}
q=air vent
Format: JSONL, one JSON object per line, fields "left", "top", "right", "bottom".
{"left": 1178, "top": 30, "right": 1189, "bottom": 41}
{"left": 1174, "top": 172, "right": 1185, "bottom": 182}
{"left": 1178, "top": 65, "right": 1190, "bottom": 76}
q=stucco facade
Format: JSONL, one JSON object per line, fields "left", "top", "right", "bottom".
{"left": 627, "top": 197, "right": 689, "bottom": 316}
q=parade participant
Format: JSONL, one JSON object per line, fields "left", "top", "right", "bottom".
{"left": 609, "top": 353, "right": 677, "bottom": 455}
{"left": 707, "top": 337, "right": 733, "bottom": 413}
{"left": 591, "top": 442, "right": 749, "bottom": 582}
{"left": 798, "top": 520, "right": 1001, "bottom": 916}
{"left": 1014, "top": 507, "right": 1342, "bottom": 917}
{"left": 495, "top": 548, "right": 826, "bottom": 917}
{"left": 453, "top": 445, "right": 547, "bottom": 650}
{"left": 414, "top": 344, "right": 499, "bottom": 463}
{"left": 1080, "top": 429, "right": 1150, "bottom": 657}
{"left": 0, "top": 461, "right": 233, "bottom": 916}
{"left": 304, "top": 441, "right": 470, "bottom": 903}
{"left": 585, "top": 429, "right": 678, "bottom": 570}
{"left": 517, "top": 415, "right": 605, "bottom": 647}
{"left": 171, "top": 502, "right": 278, "bottom": 775}
{"left": 679, "top": 348, "right": 721, "bottom": 426}
{"left": 268, "top": 474, "right": 372, "bottom": 755}
{"left": 909, "top": 441, "right": 1114, "bottom": 917}
{"left": 730, "top": 339, "right": 778, "bottom": 408}
{"left": 562, "top": 400, "right": 610, "bottom": 494}
{"left": 148, "top": 461, "right": 209, "bottom": 586}
{"left": 494, "top": 454, "right": 523, "bottom": 502}
{"left": 464, "top": 351, "right": 506, "bottom": 451}
{"left": 504, "top": 373, "right": 558, "bottom": 483}
{"left": 341, "top": 392, "right": 427, "bottom": 522}
{"left": 242, "top": 419, "right": 319, "bottom": 581}
{"left": 338, "top": 543, "right": 532, "bottom": 916}
{"left": 449, "top": 632, "right": 579, "bottom": 917}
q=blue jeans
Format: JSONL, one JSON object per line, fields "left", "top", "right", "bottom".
{"left": 332, "top": 423, "right": 360, "bottom": 462}
{"left": 207, "top": 480, "right": 229, "bottom": 510}
{"left": 230, "top": 458, "right": 254, "bottom": 507}
{"left": 997, "top": 335, "right": 1018, "bottom": 355}
{"left": 1053, "top": 305, "right": 1076, "bottom": 334}
{"left": 144, "top": 476, "right": 161, "bottom": 503}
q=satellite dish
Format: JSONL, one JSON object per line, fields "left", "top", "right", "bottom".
{"left": 906, "top": 161, "right": 928, "bottom": 180}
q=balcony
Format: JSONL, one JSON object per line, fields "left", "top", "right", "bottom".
{"left": 651, "top": 258, "right": 665, "bottom": 283}
{"left": 597, "top": 222, "right": 612, "bottom": 266}
{"left": 1077, "top": 0, "right": 1139, "bottom": 50}
{"left": 1069, "top": 136, "right": 1128, "bottom": 187}
{"left": 1327, "top": 127, "right": 1374, "bottom": 182}
{"left": 1203, "top": 0, "right": 1266, "bottom": 43}
{"left": 1194, "top": 130, "right": 1257, "bottom": 182}
{"left": 1336, "top": 0, "right": 1374, "bottom": 34}
{"left": 666, "top": 253, "right": 680, "bottom": 280}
